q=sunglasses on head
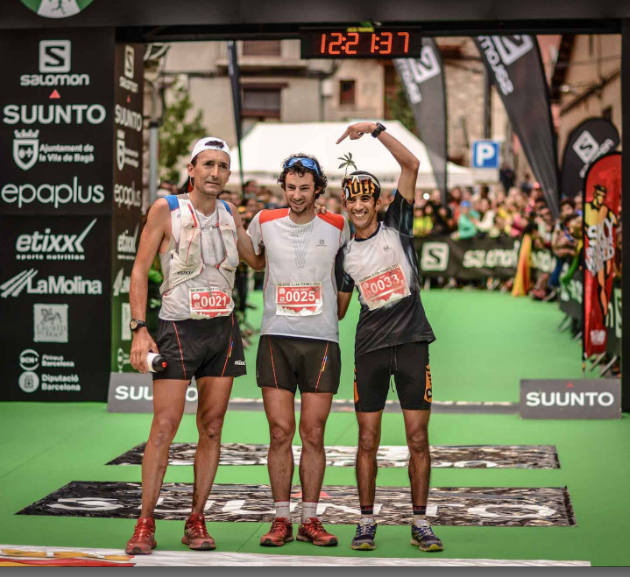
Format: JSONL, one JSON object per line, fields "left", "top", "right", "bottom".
{"left": 284, "top": 157, "right": 321, "bottom": 175}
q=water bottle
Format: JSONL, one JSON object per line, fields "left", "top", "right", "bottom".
{"left": 147, "top": 352, "right": 167, "bottom": 373}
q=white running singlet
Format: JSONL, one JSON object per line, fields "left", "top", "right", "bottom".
{"left": 248, "top": 208, "right": 350, "bottom": 342}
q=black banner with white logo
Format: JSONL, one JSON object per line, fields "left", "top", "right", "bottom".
{"left": 560, "top": 118, "right": 620, "bottom": 198}
{"left": 111, "top": 43, "right": 144, "bottom": 375}
{"left": 0, "top": 216, "right": 111, "bottom": 401}
{"left": 474, "top": 35, "right": 559, "bottom": 218}
{"left": 0, "top": 29, "right": 115, "bottom": 216}
{"left": 395, "top": 38, "right": 447, "bottom": 204}
{"left": 414, "top": 235, "right": 555, "bottom": 280}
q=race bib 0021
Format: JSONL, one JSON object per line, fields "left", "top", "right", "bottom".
{"left": 358, "top": 264, "right": 410, "bottom": 310}
{"left": 189, "top": 287, "right": 233, "bottom": 319}
{"left": 275, "top": 282, "right": 322, "bottom": 316}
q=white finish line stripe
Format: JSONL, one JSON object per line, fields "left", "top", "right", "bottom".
{"left": 0, "top": 545, "right": 591, "bottom": 567}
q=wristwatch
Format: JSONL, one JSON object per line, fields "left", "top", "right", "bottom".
{"left": 130, "top": 319, "right": 147, "bottom": 332}
{"left": 372, "top": 122, "right": 386, "bottom": 138}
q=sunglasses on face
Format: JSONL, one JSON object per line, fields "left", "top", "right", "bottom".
{"left": 284, "top": 157, "right": 321, "bottom": 175}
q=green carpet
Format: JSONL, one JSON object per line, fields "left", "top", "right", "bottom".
{"left": 0, "top": 405, "right": 628, "bottom": 565}
{"left": 0, "top": 290, "right": 625, "bottom": 566}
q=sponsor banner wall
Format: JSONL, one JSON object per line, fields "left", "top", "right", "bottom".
{"left": 520, "top": 379, "right": 621, "bottom": 419}
{"left": 113, "top": 43, "right": 143, "bottom": 218}
{"left": 108, "top": 373, "right": 199, "bottom": 412}
{"left": 415, "top": 235, "right": 555, "bottom": 280}
{"left": 583, "top": 153, "right": 621, "bottom": 357}
{"left": 111, "top": 216, "right": 140, "bottom": 374}
{"left": 0, "top": 216, "right": 111, "bottom": 401}
{"left": 0, "top": 28, "right": 115, "bottom": 216}
{"left": 110, "top": 43, "right": 144, "bottom": 374}
{"left": 560, "top": 117, "right": 620, "bottom": 198}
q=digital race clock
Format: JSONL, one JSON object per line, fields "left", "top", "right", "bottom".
{"left": 300, "top": 27, "right": 422, "bottom": 59}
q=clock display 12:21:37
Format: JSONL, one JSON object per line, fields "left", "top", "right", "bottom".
{"left": 319, "top": 31, "right": 411, "bottom": 56}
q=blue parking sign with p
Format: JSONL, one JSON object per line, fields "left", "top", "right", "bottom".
{"left": 472, "top": 140, "right": 500, "bottom": 168}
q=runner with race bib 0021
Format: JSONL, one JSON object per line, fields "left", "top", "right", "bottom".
{"left": 335, "top": 122, "right": 442, "bottom": 553}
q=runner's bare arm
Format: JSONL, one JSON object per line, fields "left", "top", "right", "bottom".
{"left": 129, "top": 199, "right": 168, "bottom": 373}
{"left": 336, "top": 121, "right": 419, "bottom": 204}
{"left": 228, "top": 202, "right": 266, "bottom": 271}
{"left": 337, "top": 291, "right": 353, "bottom": 320}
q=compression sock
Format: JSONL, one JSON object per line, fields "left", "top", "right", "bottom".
{"left": 413, "top": 504, "right": 428, "bottom": 526}
{"left": 302, "top": 501, "right": 318, "bottom": 522}
{"left": 360, "top": 505, "right": 375, "bottom": 524}
{"left": 274, "top": 501, "right": 290, "bottom": 519}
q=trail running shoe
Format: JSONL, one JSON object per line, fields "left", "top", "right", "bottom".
{"left": 260, "top": 517, "right": 294, "bottom": 546}
{"left": 125, "top": 518, "right": 157, "bottom": 555}
{"left": 182, "top": 513, "right": 216, "bottom": 550}
{"left": 411, "top": 521, "right": 444, "bottom": 552}
{"left": 297, "top": 517, "right": 338, "bottom": 546}
{"left": 351, "top": 522, "right": 377, "bottom": 550}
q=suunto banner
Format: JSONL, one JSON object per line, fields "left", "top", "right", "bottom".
{"left": 520, "top": 379, "right": 621, "bottom": 419}
{"left": 583, "top": 153, "right": 621, "bottom": 358}
{"left": 474, "top": 35, "right": 559, "bottom": 218}
{"left": 560, "top": 117, "right": 620, "bottom": 198}
{"left": 395, "top": 38, "right": 447, "bottom": 204}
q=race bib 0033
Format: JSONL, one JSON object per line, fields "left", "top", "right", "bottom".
{"left": 189, "top": 287, "right": 233, "bottom": 319}
{"left": 275, "top": 282, "right": 322, "bottom": 316}
{"left": 358, "top": 264, "right": 410, "bottom": 310}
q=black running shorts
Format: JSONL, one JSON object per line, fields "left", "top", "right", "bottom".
{"left": 354, "top": 341, "right": 432, "bottom": 412}
{"left": 153, "top": 314, "right": 246, "bottom": 382}
{"left": 256, "top": 335, "right": 341, "bottom": 395}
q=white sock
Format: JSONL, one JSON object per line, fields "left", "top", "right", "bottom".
{"left": 274, "top": 501, "right": 290, "bottom": 519}
{"left": 360, "top": 516, "right": 375, "bottom": 525}
{"left": 302, "top": 501, "right": 318, "bottom": 522}
{"left": 413, "top": 515, "right": 429, "bottom": 526}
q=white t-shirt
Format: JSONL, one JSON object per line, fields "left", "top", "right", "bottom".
{"left": 247, "top": 208, "right": 350, "bottom": 342}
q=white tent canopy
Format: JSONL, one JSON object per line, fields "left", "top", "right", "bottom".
{"left": 228, "top": 120, "right": 474, "bottom": 191}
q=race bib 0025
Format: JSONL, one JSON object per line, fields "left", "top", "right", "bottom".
{"left": 189, "top": 287, "right": 233, "bottom": 319}
{"left": 358, "top": 264, "right": 410, "bottom": 310}
{"left": 275, "top": 282, "right": 322, "bottom": 316}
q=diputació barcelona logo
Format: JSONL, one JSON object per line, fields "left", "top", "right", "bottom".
{"left": 19, "top": 0, "right": 95, "bottom": 19}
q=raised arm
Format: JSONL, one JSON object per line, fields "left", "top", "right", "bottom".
{"left": 228, "top": 202, "right": 266, "bottom": 271}
{"left": 336, "top": 121, "right": 419, "bottom": 204}
{"left": 129, "top": 199, "right": 168, "bottom": 373}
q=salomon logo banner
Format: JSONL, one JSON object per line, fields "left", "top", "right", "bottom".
{"left": 19, "top": 1, "right": 95, "bottom": 19}
{"left": 560, "top": 118, "right": 620, "bottom": 198}
{"left": 474, "top": 35, "right": 559, "bottom": 218}
{"left": 520, "top": 379, "right": 621, "bottom": 419}
{"left": 0, "top": 29, "right": 115, "bottom": 216}
{"left": 19, "top": 482, "right": 576, "bottom": 527}
{"left": 395, "top": 38, "right": 448, "bottom": 204}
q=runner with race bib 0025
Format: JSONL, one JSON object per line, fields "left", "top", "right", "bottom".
{"left": 247, "top": 154, "right": 350, "bottom": 548}
{"left": 335, "top": 122, "right": 442, "bottom": 553}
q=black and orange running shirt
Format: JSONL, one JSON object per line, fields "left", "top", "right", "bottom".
{"left": 337, "top": 191, "right": 435, "bottom": 356}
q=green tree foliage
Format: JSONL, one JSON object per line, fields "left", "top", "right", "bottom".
{"left": 159, "top": 83, "right": 206, "bottom": 184}
{"left": 386, "top": 83, "right": 416, "bottom": 136}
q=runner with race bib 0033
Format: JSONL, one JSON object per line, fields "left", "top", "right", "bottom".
{"left": 335, "top": 122, "right": 442, "bottom": 553}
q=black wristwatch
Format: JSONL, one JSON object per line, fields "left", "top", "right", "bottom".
{"left": 372, "top": 122, "right": 386, "bottom": 138}
{"left": 130, "top": 319, "right": 147, "bottom": 332}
